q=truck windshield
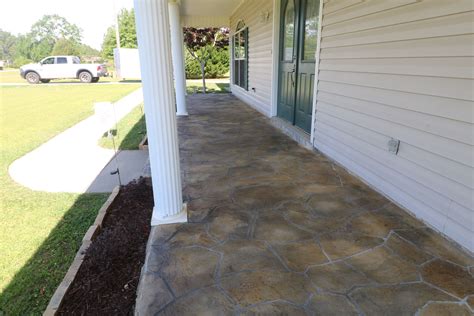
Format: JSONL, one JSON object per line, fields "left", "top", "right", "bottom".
{"left": 72, "top": 57, "right": 80, "bottom": 64}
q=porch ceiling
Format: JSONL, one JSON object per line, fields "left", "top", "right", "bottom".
{"left": 179, "top": 0, "right": 242, "bottom": 17}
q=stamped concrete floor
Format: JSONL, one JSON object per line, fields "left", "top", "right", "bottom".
{"left": 136, "top": 94, "right": 473, "bottom": 316}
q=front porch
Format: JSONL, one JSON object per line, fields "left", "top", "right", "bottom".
{"left": 135, "top": 94, "right": 473, "bottom": 315}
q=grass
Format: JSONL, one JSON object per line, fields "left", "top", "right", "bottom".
{"left": 186, "top": 78, "right": 230, "bottom": 94}
{"left": 0, "top": 83, "right": 141, "bottom": 315}
{"left": 99, "top": 104, "right": 147, "bottom": 150}
{"left": 0, "top": 70, "right": 23, "bottom": 83}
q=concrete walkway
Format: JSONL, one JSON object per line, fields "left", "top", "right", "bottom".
{"left": 136, "top": 94, "right": 473, "bottom": 315}
{"left": 9, "top": 88, "right": 148, "bottom": 193}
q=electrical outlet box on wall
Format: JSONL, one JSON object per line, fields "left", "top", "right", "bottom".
{"left": 388, "top": 138, "right": 400, "bottom": 155}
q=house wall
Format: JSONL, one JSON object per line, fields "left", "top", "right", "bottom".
{"left": 314, "top": 0, "right": 474, "bottom": 252}
{"left": 230, "top": 0, "right": 274, "bottom": 117}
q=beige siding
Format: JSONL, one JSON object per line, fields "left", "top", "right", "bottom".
{"left": 315, "top": 0, "right": 474, "bottom": 251}
{"left": 230, "top": 0, "right": 274, "bottom": 116}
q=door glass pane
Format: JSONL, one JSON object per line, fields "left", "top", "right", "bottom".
{"left": 303, "top": 0, "right": 320, "bottom": 60}
{"left": 283, "top": 0, "right": 295, "bottom": 61}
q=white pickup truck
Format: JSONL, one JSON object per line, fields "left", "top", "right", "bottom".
{"left": 20, "top": 56, "right": 107, "bottom": 84}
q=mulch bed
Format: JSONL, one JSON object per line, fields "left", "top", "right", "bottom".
{"left": 58, "top": 178, "right": 153, "bottom": 315}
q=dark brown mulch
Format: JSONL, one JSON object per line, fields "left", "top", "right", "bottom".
{"left": 58, "top": 178, "right": 153, "bottom": 315}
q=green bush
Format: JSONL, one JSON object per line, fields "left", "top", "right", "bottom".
{"left": 12, "top": 56, "right": 33, "bottom": 68}
{"left": 185, "top": 47, "right": 229, "bottom": 79}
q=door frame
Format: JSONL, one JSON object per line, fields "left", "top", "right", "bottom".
{"left": 270, "top": 0, "right": 324, "bottom": 144}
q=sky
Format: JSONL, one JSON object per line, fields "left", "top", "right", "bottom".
{"left": 1, "top": 0, "right": 134, "bottom": 49}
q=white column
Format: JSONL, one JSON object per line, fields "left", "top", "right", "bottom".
{"left": 134, "top": 0, "right": 187, "bottom": 225}
{"left": 168, "top": 0, "right": 188, "bottom": 116}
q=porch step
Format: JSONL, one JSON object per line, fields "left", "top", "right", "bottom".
{"left": 270, "top": 117, "right": 313, "bottom": 150}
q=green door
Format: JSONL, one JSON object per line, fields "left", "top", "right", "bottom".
{"left": 277, "top": 0, "right": 320, "bottom": 133}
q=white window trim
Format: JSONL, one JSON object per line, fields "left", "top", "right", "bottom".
{"left": 310, "top": 0, "right": 324, "bottom": 145}
{"left": 270, "top": 0, "right": 281, "bottom": 117}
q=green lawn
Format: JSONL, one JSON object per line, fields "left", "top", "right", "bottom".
{"left": 0, "top": 83, "right": 141, "bottom": 315}
{"left": 0, "top": 70, "right": 23, "bottom": 83}
{"left": 186, "top": 78, "right": 230, "bottom": 94}
{"left": 99, "top": 104, "right": 146, "bottom": 150}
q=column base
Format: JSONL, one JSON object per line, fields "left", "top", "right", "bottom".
{"left": 151, "top": 203, "right": 188, "bottom": 225}
{"left": 176, "top": 112, "right": 188, "bottom": 116}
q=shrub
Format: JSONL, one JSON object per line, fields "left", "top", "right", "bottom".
{"left": 12, "top": 56, "right": 33, "bottom": 68}
{"left": 185, "top": 47, "right": 229, "bottom": 79}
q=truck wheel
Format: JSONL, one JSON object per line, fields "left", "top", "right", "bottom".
{"left": 25, "top": 72, "right": 40, "bottom": 84}
{"left": 40, "top": 79, "right": 51, "bottom": 83}
{"left": 79, "top": 71, "right": 93, "bottom": 83}
{"left": 91, "top": 77, "right": 99, "bottom": 83}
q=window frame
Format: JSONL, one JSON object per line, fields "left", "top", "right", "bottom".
{"left": 232, "top": 21, "right": 248, "bottom": 90}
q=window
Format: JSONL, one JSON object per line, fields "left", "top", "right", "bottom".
{"left": 56, "top": 57, "right": 68, "bottom": 64}
{"left": 232, "top": 21, "right": 248, "bottom": 90}
{"left": 72, "top": 57, "right": 81, "bottom": 64}
{"left": 42, "top": 57, "right": 54, "bottom": 65}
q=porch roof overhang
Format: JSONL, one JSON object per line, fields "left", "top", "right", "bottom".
{"left": 176, "top": 0, "right": 243, "bottom": 27}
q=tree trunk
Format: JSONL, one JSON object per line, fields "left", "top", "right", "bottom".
{"left": 200, "top": 62, "right": 206, "bottom": 94}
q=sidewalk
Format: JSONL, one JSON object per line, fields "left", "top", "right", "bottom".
{"left": 9, "top": 88, "right": 148, "bottom": 193}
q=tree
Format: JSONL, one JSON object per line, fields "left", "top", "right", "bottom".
{"left": 183, "top": 27, "right": 229, "bottom": 93}
{"left": 0, "top": 29, "right": 17, "bottom": 61}
{"left": 78, "top": 44, "right": 100, "bottom": 57}
{"left": 185, "top": 47, "right": 229, "bottom": 79}
{"left": 101, "top": 9, "right": 137, "bottom": 60}
{"left": 30, "top": 15, "right": 82, "bottom": 46}
{"left": 51, "top": 38, "right": 81, "bottom": 56}
{"left": 11, "top": 15, "right": 83, "bottom": 64}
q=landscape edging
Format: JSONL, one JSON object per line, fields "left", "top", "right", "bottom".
{"left": 43, "top": 186, "right": 121, "bottom": 316}
{"left": 138, "top": 134, "right": 148, "bottom": 150}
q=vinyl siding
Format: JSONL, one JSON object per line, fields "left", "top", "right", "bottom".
{"left": 230, "top": 0, "right": 274, "bottom": 116}
{"left": 314, "top": 0, "right": 474, "bottom": 251}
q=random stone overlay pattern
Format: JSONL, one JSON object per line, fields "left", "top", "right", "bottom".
{"left": 136, "top": 94, "right": 474, "bottom": 315}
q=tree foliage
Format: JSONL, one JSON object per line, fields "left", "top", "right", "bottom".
{"left": 30, "top": 15, "right": 82, "bottom": 46}
{"left": 0, "top": 29, "right": 17, "bottom": 60}
{"left": 1, "top": 15, "right": 97, "bottom": 67}
{"left": 185, "top": 47, "right": 229, "bottom": 79}
{"left": 101, "top": 9, "right": 137, "bottom": 60}
{"left": 183, "top": 27, "right": 229, "bottom": 93}
{"left": 51, "top": 38, "right": 81, "bottom": 56}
